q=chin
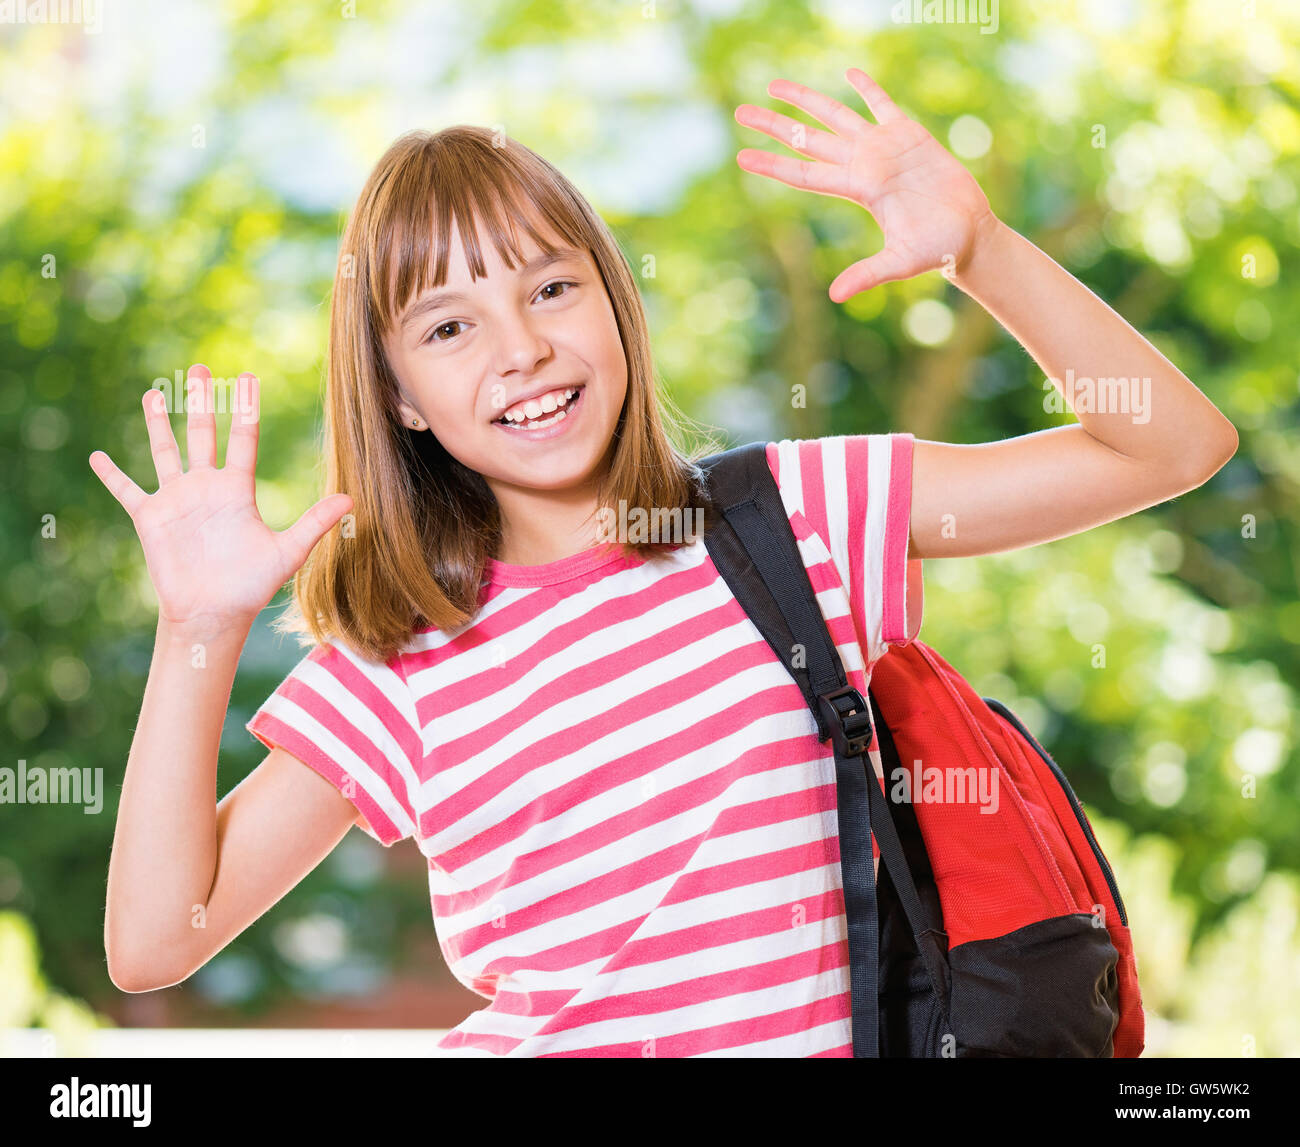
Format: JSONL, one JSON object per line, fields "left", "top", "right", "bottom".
{"left": 501, "top": 456, "right": 605, "bottom": 492}
{"left": 473, "top": 436, "right": 603, "bottom": 491}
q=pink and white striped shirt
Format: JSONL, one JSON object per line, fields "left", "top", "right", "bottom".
{"left": 246, "top": 434, "right": 924, "bottom": 1056}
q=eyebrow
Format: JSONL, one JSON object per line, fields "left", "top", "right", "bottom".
{"left": 398, "top": 248, "right": 585, "bottom": 331}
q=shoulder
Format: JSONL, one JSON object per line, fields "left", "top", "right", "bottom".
{"left": 762, "top": 434, "right": 916, "bottom": 558}
{"left": 275, "top": 631, "right": 423, "bottom": 719}
{"left": 765, "top": 433, "right": 912, "bottom": 483}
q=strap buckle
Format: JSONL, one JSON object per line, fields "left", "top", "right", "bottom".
{"left": 817, "top": 685, "right": 874, "bottom": 757}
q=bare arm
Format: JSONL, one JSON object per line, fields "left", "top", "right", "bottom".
{"left": 105, "top": 617, "right": 360, "bottom": 992}
{"left": 198, "top": 748, "right": 368, "bottom": 985}
{"left": 91, "top": 364, "right": 354, "bottom": 991}
{"left": 907, "top": 217, "right": 1238, "bottom": 560}
{"left": 104, "top": 615, "right": 239, "bottom": 989}
{"left": 732, "top": 70, "right": 1238, "bottom": 561}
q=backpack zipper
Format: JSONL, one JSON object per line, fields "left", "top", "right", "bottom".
{"left": 982, "top": 697, "right": 1128, "bottom": 928}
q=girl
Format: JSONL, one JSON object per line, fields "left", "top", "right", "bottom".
{"left": 92, "top": 69, "right": 1237, "bottom": 1057}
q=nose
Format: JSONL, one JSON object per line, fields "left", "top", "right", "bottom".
{"left": 492, "top": 307, "right": 552, "bottom": 378}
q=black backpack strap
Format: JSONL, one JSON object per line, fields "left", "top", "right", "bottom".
{"left": 699, "top": 442, "right": 950, "bottom": 1055}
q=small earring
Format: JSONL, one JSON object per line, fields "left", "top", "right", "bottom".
{"left": 411, "top": 418, "right": 419, "bottom": 427}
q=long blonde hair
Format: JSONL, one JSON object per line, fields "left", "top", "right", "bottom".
{"left": 275, "top": 125, "right": 721, "bottom": 664}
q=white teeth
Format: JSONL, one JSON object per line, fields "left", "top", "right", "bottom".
{"left": 505, "top": 408, "right": 564, "bottom": 430}
{"left": 497, "top": 386, "right": 581, "bottom": 426}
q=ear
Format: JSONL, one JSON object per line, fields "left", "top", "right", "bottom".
{"left": 394, "top": 393, "right": 424, "bottom": 430}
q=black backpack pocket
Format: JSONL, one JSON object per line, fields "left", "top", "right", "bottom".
{"left": 948, "top": 912, "right": 1120, "bottom": 1057}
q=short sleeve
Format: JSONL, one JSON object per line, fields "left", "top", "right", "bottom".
{"left": 765, "top": 433, "right": 924, "bottom": 666}
{"left": 245, "top": 638, "right": 423, "bottom": 847}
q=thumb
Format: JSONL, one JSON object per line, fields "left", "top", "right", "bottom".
{"left": 279, "top": 493, "right": 355, "bottom": 571}
{"left": 828, "top": 247, "right": 911, "bottom": 302}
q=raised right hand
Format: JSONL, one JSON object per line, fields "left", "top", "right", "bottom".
{"left": 89, "top": 365, "right": 353, "bottom": 636}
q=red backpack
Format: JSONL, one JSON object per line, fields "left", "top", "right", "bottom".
{"left": 701, "top": 443, "right": 1144, "bottom": 1057}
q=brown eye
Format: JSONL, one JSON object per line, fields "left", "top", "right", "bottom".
{"left": 424, "top": 321, "right": 463, "bottom": 345}
{"left": 538, "top": 280, "right": 576, "bottom": 301}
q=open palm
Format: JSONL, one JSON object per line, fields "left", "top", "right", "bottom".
{"left": 90, "top": 366, "right": 352, "bottom": 635}
{"left": 735, "top": 67, "right": 996, "bottom": 300}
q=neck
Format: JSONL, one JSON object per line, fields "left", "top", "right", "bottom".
{"left": 490, "top": 476, "right": 607, "bottom": 567}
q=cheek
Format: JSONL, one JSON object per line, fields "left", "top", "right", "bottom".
{"left": 604, "top": 344, "right": 629, "bottom": 410}
{"left": 589, "top": 314, "right": 627, "bottom": 393}
{"left": 427, "top": 388, "right": 467, "bottom": 420}
{"left": 412, "top": 370, "right": 478, "bottom": 425}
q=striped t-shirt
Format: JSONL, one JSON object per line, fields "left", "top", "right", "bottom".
{"left": 246, "top": 433, "right": 924, "bottom": 1057}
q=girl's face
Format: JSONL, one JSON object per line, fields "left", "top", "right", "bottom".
{"left": 383, "top": 220, "right": 629, "bottom": 503}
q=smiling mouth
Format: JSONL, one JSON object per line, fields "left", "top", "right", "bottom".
{"left": 493, "top": 385, "right": 584, "bottom": 430}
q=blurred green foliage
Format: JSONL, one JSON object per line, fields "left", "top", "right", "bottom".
{"left": 0, "top": 910, "right": 106, "bottom": 1055}
{"left": 1, "top": 1, "right": 1297, "bottom": 1054}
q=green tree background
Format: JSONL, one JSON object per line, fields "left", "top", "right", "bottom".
{"left": 1, "top": 0, "right": 1297, "bottom": 1056}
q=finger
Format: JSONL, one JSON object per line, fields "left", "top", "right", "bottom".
{"left": 736, "top": 147, "right": 847, "bottom": 198}
{"left": 186, "top": 363, "right": 216, "bottom": 470}
{"left": 766, "top": 77, "right": 864, "bottom": 136}
{"left": 828, "top": 248, "right": 913, "bottom": 302}
{"left": 278, "top": 493, "right": 354, "bottom": 572}
{"left": 142, "top": 387, "right": 183, "bottom": 485}
{"left": 225, "top": 372, "right": 260, "bottom": 476}
{"left": 845, "top": 68, "right": 906, "bottom": 126}
{"left": 735, "top": 103, "right": 844, "bottom": 164}
{"left": 89, "top": 450, "right": 148, "bottom": 518}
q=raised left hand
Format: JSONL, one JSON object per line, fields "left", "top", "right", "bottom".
{"left": 735, "top": 67, "right": 997, "bottom": 301}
